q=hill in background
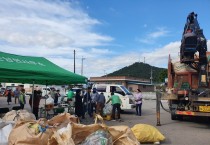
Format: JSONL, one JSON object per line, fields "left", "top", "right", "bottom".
{"left": 106, "top": 62, "right": 167, "bottom": 83}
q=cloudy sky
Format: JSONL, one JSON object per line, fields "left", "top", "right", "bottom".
{"left": 0, "top": 0, "right": 210, "bottom": 78}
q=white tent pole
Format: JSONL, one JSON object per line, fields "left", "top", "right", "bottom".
{"left": 31, "top": 81, "right": 35, "bottom": 113}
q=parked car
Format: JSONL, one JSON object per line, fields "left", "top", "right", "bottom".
{"left": 92, "top": 84, "right": 135, "bottom": 110}
{"left": 0, "top": 87, "right": 6, "bottom": 96}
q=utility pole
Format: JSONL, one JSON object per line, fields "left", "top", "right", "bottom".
{"left": 81, "top": 56, "right": 85, "bottom": 75}
{"left": 74, "top": 50, "right": 75, "bottom": 73}
{"left": 144, "top": 57, "right": 145, "bottom": 63}
{"left": 150, "top": 66, "right": 153, "bottom": 84}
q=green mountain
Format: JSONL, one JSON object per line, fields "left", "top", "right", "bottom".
{"left": 106, "top": 62, "right": 167, "bottom": 83}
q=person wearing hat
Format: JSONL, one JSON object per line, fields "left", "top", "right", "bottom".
{"left": 135, "top": 89, "right": 143, "bottom": 116}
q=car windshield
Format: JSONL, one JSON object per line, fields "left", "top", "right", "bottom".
{"left": 120, "top": 86, "right": 132, "bottom": 95}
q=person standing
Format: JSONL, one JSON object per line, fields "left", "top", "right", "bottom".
{"left": 90, "top": 88, "right": 99, "bottom": 117}
{"left": 19, "top": 88, "right": 26, "bottom": 109}
{"left": 83, "top": 88, "right": 91, "bottom": 117}
{"left": 6, "top": 89, "right": 13, "bottom": 105}
{"left": 67, "top": 88, "right": 74, "bottom": 101}
{"left": 54, "top": 90, "right": 61, "bottom": 106}
{"left": 29, "top": 88, "right": 42, "bottom": 119}
{"left": 13, "top": 87, "right": 20, "bottom": 104}
{"left": 75, "top": 89, "right": 84, "bottom": 120}
{"left": 96, "top": 92, "right": 106, "bottom": 116}
{"left": 135, "top": 89, "right": 143, "bottom": 116}
{"left": 67, "top": 88, "right": 75, "bottom": 106}
{"left": 106, "top": 92, "right": 122, "bottom": 121}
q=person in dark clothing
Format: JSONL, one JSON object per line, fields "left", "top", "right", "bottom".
{"left": 54, "top": 90, "right": 60, "bottom": 106}
{"left": 6, "top": 89, "right": 12, "bottom": 105}
{"left": 29, "top": 89, "right": 42, "bottom": 119}
{"left": 83, "top": 88, "right": 92, "bottom": 117}
{"left": 75, "top": 89, "right": 84, "bottom": 119}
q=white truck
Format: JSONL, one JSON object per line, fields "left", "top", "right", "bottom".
{"left": 92, "top": 84, "right": 135, "bottom": 110}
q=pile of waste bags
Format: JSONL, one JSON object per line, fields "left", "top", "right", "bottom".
{"left": 8, "top": 113, "right": 78, "bottom": 145}
{"left": 1, "top": 112, "right": 140, "bottom": 145}
{"left": 71, "top": 115, "right": 139, "bottom": 145}
{"left": 1, "top": 110, "right": 166, "bottom": 145}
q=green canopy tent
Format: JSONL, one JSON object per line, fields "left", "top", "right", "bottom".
{"left": 0, "top": 51, "right": 87, "bottom": 84}
{"left": 0, "top": 51, "right": 87, "bottom": 116}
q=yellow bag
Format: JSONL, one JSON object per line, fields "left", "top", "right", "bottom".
{"left": 131, "top": 124, "right": 165, "bottom": 143}
{"left": 103, "top": 114, "right": 112, "bottom": 121}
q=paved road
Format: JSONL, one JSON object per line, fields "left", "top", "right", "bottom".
{"left": 1, "top": 97, "right": 210, "bottom": 145}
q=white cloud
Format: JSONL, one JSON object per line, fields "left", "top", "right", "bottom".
{"left": 137, "top": 27, "right": 169, "bottom": 44}
{"left": 90, "top": 48, "right": 112, "bottom": 55}
{"left": 0, "top": 0, "right": 114, "bottom": 77}
{"left": 0, "top": 0, "right": 113, "bottom": 49}
{"left": 148, "top": 27, "right": 169, "bottom": 38}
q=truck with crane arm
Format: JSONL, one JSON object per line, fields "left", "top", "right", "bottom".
{"left": 165, "top": 12, "right": 210, "bottom": 120}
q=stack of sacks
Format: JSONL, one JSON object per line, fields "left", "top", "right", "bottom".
{"left": 8, "top": 113, "right": 78, "bottom": 145}
{"left": 71, "top": 115, "right": 140, "bottom": 145}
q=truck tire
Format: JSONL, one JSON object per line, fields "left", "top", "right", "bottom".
{"left": 171, "top": 113, "right": 177, "bottom": 120}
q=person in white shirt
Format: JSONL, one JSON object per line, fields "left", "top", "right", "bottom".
{"left": 135, "top": 89, "right": 143, "bottom": 116}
